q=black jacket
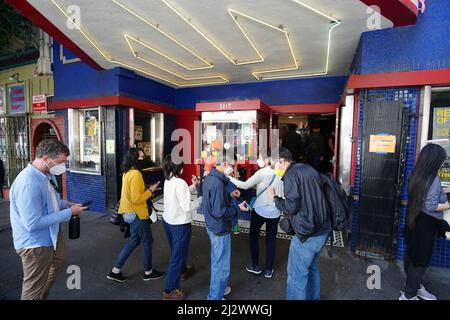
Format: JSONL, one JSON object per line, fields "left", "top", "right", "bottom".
{"left": 274, "top": 163, "right": 331, "bottom": 241}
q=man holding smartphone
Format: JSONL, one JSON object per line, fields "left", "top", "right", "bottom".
{"left": 200, "top": 157, "right": 248, "bottom": 300}
{"left": 9, "top": 139, "right": 88, "bottom": 300}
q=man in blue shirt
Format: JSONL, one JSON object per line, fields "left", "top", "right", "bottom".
{"left": 10, "top": 139, "right": 87, "bottom": 300}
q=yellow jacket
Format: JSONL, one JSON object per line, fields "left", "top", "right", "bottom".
{"left": 118, "top": 169, "right": 152, "bottom": 219}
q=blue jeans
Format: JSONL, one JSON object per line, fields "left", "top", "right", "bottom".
{"left": 163, "top": 220, "right": 192, "bottom": 292}
{"left": 114, "top": 218, "right": 153, "bottom": 271}
{"left": 206, "top": 228, "right": 231, "bottom": 300}
{"left": 286, "top": 233, "right": 329, "bottom": 300}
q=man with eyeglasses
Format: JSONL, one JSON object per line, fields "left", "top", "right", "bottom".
{"left": 9, "top": 139, "right": 87, "bottom": 300}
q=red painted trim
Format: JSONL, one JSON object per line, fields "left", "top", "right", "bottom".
{"left": 49, "top": 96, "right": 178, "bottom": 114}
{"left": 119, "top": 97, "right": 175, "bottom": 114}
{"left": 6, "top": 0, "right": 104, "bottom": 70}
{"left": 177, "top": 109, "right": 201, "bottom": 116}
{"left": 196, "top": 100, "right": 269, "bottom": 113}
{"left": 359, "top": 0, "right": 418, "bottom": 27}
{"left": 270, "top": 104, "right": 337, "bottom": 114}
{"left": 348, "top": 68, "right": 450, "bottom": 89}
{"left": 350, "top": 95, "right": 359, "bottom": 187}
{"left": 49, "top": 97, "right": 118, "bottom": 109}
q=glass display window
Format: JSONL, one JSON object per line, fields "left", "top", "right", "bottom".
{"left": 68, "top": 107, "right": 102, "bottom": 174}
{"left": 428, "top": 89, "right": 450, "bottom": 187}
{"left": 201, "top": 110, "right": 259, "bottom": 162}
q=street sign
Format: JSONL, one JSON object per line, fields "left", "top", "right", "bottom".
{"left": 32, "top": 94, "right": 47, "bottom": 112}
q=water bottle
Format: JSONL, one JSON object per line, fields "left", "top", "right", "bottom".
{"left": 69, "top": 215, "right": 80, "bottom": 239}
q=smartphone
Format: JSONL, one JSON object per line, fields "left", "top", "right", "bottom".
{"left": 81, "top": 200, "right": 93, "bottom": 207}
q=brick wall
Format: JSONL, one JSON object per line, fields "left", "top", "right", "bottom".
{"left": 30, "top": 116, "right": 67, "bottom": 199}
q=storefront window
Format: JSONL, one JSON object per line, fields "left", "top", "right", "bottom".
{"left": 201, "top": 110, "right": 258, "bottom": 161}
{"left": 429, "top": 89, "right": 450, "bottom": 187}
{"left": 7, "top": 85, "right": 26, "bottom": 114}
{"left": 130, "top": 110, "right": 163, "bottom": 167}
{"left": 68, "top": 108, "right": 102, "bottom": 174}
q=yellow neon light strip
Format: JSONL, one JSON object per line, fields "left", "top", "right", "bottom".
{"left": 124, "top": 34, "right": 228, "bottom": 83}
{"left": 112, "top": 60, "right": 228, "bottom": 87}
{"left": 51, "top": 0, "right": 110, "bottom": 61}
{"left": 51, "top": 1, "right": 228, "bottom": 87}
{"left": 252, "top": 0, "right": 342, "bottom": 80}
{"left": 111, "top": 0, "right": 213, "bottom": 71}
{"left": 254, "top": 21, "right": 340, "bottom": 80}
{"left": 227, "top": 9, "right": 298, "bottom": 78}
{"left": 161, "top": 0, "right": 264, "bottom": 66}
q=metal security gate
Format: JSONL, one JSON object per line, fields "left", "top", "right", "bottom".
{"left": 0, "top": 116, "right": 30, "bottom": 187}
{"left": 355, "top": 97, "right": 409, "bottom": 260}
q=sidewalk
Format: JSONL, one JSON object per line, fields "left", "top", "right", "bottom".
{"left": 1, "top": 199, "right": 449, "bottom": 300}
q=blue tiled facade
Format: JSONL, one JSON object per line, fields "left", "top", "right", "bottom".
{"left": 352, "top": 88, "right": 450, "bottom": 268}
{"left": 65, "top": 171, "right": 106, "bottom": 213}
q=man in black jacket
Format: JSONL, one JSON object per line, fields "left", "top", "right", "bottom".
{"left": 268, "top": 148, "right": 331, "bottom": 300}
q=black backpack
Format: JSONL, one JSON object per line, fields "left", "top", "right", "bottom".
{"left": 320, "top": 172, "right": 351, "bottom": 231}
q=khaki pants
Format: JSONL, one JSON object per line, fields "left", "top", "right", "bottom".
{"left": 17, "top": 233, "right": 66, "bottom": 300}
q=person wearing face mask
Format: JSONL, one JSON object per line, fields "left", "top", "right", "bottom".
{"left": 136, "top": 148, "right": 153, "bottom": 171}
{"left": 267, "top": 147, "right": 331, "bottom": 300}
{"left": 9, "top": 139, "right": 88, "bottom": 300}
{"left": 228, "top": 152, "right": 284, "bottom": 279}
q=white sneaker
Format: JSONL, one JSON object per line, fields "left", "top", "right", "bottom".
{"left": 399, "top": 291, "right": 419, "bottom": 300}
{"left": 224, "top": 286, "right": 231, "bottom": 296}
{"left": 417, "top": 285, "right": 437, "bottom": 300}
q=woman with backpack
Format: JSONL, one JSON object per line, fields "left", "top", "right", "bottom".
{"left": 107, "top": 148, "right": 165, "bottom": 283}
{"left": 400, "top": 143, "right": 450, "bottom": 300}
{"left": 228, "top": 152, "right": 283, "bottom": 278}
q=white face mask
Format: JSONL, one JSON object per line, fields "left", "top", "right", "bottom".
{"left": 257, "top": 158, "right": 265, "bottom": 168}
{"left": 49, "top": 160, "right": 66, "bottom": 176}
{"left": 224, "top": 167, "right": 233, "bottom": 176}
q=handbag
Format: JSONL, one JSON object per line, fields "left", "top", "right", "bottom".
{"left": 109, "top": 201, "right": 121, "bottom": 225}
{"left": 123, "top": 213, "right": 137, "bottom": 224}
{"left": 247, "top": 175, "right": 276, "bottom": 211}
{"left": 279, "top": 214, "right": 295, "bottom": 235}
{"left": 147, "top": 199, "right": 160, "bottom": 224}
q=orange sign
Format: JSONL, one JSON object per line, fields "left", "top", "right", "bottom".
{"left": 369, "top": 135, "right": 396, "bottom": 153}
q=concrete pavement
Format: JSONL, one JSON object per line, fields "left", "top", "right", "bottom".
{"left": 1, "top": 200, "right": 449, "bottom": 300}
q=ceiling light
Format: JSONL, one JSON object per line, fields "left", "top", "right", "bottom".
{"left": 112, "top": 0, "right": 213, "bottom": 70}
{"left": 51, "top": 0, "right": 227, "bottom": 87}
{"left": 161, "top": 0, "right": 264, "bottom": 66}
{"left": 8, "top": 73, "right": 19, "bottom": 81}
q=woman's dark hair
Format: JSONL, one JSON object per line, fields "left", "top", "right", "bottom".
{"left": 121, "top": 148, "right": 139, "bottom": 173}
{"left": 137, "top": 148, "right": 145, "bottom": 157}
{"left": 162, "top": 154, "right": 184, "bottom": 180}
{"left": 406, "top": 143, "right": 447, "bottom": 229}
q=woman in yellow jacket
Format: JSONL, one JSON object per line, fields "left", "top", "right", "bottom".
{"left": 107, "top": 148, "right": 165, "bottom": 282}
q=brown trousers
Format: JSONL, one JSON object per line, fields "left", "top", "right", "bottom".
{"left": 16, "top": 233, "right": 66, "bottom": 300}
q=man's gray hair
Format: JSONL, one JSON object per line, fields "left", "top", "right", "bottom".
{"left": 35, "top": 139, "right": 70, "bottom": 159}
